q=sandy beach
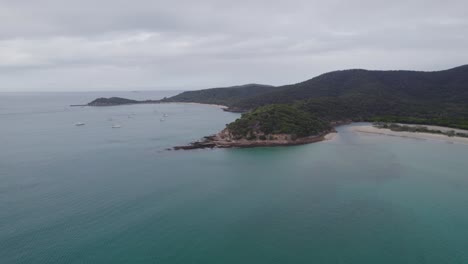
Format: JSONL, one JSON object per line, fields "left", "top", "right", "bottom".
{"left": 324, "top": 132, "right": 337, "bottom": 141}
{"left": 352, "top": 125, "right": 468, "bottom": 144}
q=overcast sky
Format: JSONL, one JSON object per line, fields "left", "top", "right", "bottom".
{"left": 1, "top": 0, "right": 467, "bottom": 91}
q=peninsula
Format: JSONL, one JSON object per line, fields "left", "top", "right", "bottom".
{"left": 83, "top": 65, "right": 468, "bottom": 149}
{"left": 173, "top": 105, "right": 336, "bottom": 149}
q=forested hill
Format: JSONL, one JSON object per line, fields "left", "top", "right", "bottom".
{"left": 160, "top": 83, "right": 279, "bottom": 109}
{"left": 162, "top": 65, "right": 468, "bottom": 111}
{"left": 86, "top": 65, "right": 468, "bottom": 138}
{"left": 232, "top": 65, "right": 468, "bottom": 110}
{"left": 162, "top": 65, "right": 468, "bottom": 131}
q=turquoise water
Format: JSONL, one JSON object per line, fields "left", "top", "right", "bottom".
{"left": 1, "top": 92, "right": 468, "bottom": 263}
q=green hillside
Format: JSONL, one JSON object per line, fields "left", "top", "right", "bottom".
{"left": 231, "top": 65, "right": 468, "bottom": 110}
{"left": 160, "top": 84, "right": 279, "bottom": 108}
{"left": 226, "top": 104, "right": 330, "bottom": 140}
{"left": 163, "top": 65, "right": 468, "bottom": 133}
{"left": 87, "top": 65, "right": 468, "bottom": 138}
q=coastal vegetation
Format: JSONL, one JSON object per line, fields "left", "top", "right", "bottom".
{"left": 88, "top": 97, "right": 140, "bottom": 106}
{"left": 368, "top": 116, "right": 468, "bottom": 130}
{"left": 162, "top": 65, "right": 468, "bottom": 112}
{"left": 226, "top": 104, "right": 330, "bottom": 140}
{"left": 373, "top": 123, "right": 468, "bottom": 138}
{"left": 160, "top": 84, "right": 279, "bottom": 109}
{"left": 173, "top": 65, "right": 468, "bottom": 139}
{"left": 86, "top": 65, "right": 468, "bottom": 144}
{"left": 87, "top": 97, "right": 160, "bottom": 106}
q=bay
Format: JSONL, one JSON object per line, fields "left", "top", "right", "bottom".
{"left": 1, "top": 92, "right": 468, "bottom": 263}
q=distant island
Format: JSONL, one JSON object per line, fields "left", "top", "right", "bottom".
{"left": 87, "top": 97, "right": 158, "bottom": 106}
{"left": 82, "top": 65, "right": 468, "bottom": 149}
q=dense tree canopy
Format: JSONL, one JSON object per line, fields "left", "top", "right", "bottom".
{"left": 89, "top": 65, "right": 468, "bottom": 137}
{"left": 226, "top": 105, "right": 330, "bottom": 139}
{"left": 163, "top": 65, "right": 468, "bottom": 134}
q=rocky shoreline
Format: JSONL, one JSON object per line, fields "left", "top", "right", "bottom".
{"left": 172, "top": 129, "right": 336, "bottom": 150}
{"left": 81, "top": 97, "right": 348, "bottom": 150}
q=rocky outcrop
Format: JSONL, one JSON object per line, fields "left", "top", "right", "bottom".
{"left": 172, "top": 128, "right": 335, "bottom": 150}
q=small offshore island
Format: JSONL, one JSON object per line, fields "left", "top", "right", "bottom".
{"left": 87, "top": 97, "right": 159, "bottom": 106}
{"left": 81, "top": 65, "right": 468, "bottom": 149}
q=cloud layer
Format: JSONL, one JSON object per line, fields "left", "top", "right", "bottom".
{"left": 1, "top": 0, "right": 467, "bottom": 91}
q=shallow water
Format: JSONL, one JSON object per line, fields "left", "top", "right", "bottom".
{"left": 1, "top": 92, "right": 468, "bottom": 263}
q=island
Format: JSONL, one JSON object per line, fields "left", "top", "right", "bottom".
{"left": 86, "top": 97, "right": 160, "bottom": 106}
{"left": 87, "top": 97, "right": 141, "bottom": 106}
{"left": 82, "top": 65, "right": 468, "bottom": 149}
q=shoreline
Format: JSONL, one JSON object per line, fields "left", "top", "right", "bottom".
{"left": 352, "top": 125, "right": 468, "bottom": 145}
{"left": 76, "top": 100, "right": 230, "bottom": 109}
{"left": 324, "top": 132, "right": 337, "bottom": 141}
{"left": 173, "top": 130, "right": 336, "bottom": 150}
{"left": 167, "top": 102, "right": 228, "bottom": 109}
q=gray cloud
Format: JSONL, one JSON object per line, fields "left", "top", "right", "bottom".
{"left": 1, "top": 0, "right": 467, "bottom": 91}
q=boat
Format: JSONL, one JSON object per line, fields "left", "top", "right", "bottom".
{"left": 163, "top": 113, "right": 168, "bottom": 117}
{"left": 75, "top": 122, "right": 85, "bottom": 126}
{"left": 160, "top": 118, "right": 165, "bottom": 122}
{"left": 112, "top": 124, "right": 122, "bottom": 128}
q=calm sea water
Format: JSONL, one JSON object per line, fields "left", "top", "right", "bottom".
{"left": 1, "top": 92, "right": 468, "bottom": 264}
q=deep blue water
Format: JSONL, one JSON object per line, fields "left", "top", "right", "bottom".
{"left": 1, "top": 92, "right": 468, "bottom": 263}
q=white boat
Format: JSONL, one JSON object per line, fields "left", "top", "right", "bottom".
{"left": 75, "top": 122, "right": 85, "bottom": 126}
{"left": 160, "top": 118, "right": 165, "bottom": 122}
{"left": 112, "top": 124, "right": 122, "bottom": 128}
{"left": 163, "top": 113, "right": 168, "bottom": 117}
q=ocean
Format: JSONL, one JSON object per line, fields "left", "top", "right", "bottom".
{"left": 1, "top": 91, "right": 468, "bottom": 263}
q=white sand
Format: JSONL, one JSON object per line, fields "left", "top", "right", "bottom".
{"left": 352, "top": 125, "right": 468, "bottom": 144}
{"left": 324, "top": 132, "right": 337, "bottom": 141}
{"left": 393, "top": 124, "right": 468, "bottom": 134}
